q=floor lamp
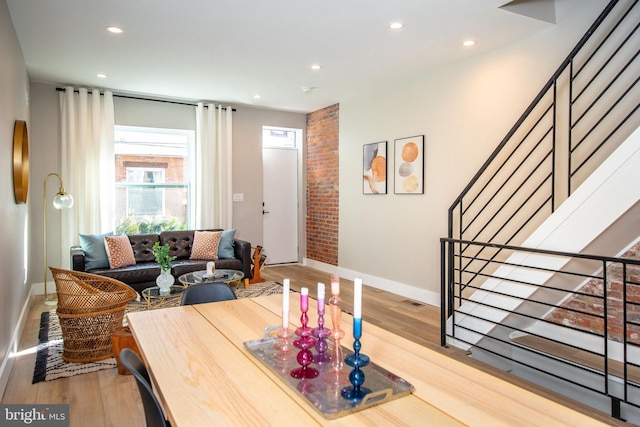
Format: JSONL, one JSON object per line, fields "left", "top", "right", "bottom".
{"left": 44, "top": 172, "right": 74, "bottom": 305}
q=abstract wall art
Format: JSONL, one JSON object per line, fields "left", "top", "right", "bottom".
{"left": 394, "top": 135, "right": 424, "bottom": 194}
{"left": 363, "top": 141, "right": 387, "bottom": 194}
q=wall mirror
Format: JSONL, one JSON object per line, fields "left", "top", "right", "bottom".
{"left": 13, "top": 120, "right": 29, "bottom": 204}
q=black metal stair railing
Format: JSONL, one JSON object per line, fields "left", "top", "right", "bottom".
{"left": 447, "top": 0, "right": 640, "bottom": 286}
{"left": 441, "top": 238, "right": 640, "bottom": 419}
{"left": 441, "top": 0, "right": 640, "bottom": 420}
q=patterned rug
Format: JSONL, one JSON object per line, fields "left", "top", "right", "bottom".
{"left": 32, "top": 281, "right": 283, "bottom": 383}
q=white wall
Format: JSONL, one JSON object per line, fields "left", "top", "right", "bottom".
{"left": 0, "top": 0, "right": 31, "bottom": 398}
{"left": 336, "top": 0, "right": 606, "bottom": 305}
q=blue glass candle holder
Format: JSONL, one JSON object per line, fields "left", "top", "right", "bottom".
{"left": 341, "top": 317, "right": 371, "bottom": 401}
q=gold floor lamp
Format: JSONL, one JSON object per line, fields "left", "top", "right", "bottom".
{"left": 43, "top": 172, "right": 74, "bottom": 305}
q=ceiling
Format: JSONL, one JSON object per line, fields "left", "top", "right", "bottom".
{"left": 7, "top": 0, "right": 558, "bottom": 113}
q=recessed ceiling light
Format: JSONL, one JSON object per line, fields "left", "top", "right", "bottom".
{"left": 106, "top": 26, "right": 123, "bottom": 34}
{"left": 97, "top": 73, "right": 107, "bottom": 79}
{"left": 389, "top": 22, "right": 404, "bottom": 30}
{"left": 310, "top": 64, "right": 321, "bottom": 70}
{"left": 463, "top": 40, "right": 476, "bottom": 47}
{"left": 253, "top": 94, "right": 261, "bottom": 99}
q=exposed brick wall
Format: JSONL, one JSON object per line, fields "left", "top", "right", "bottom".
{"left": 546, "top": 242, "right": 640, "bottom": 345}
{"left": 306, "top": 104, "right": 339, "bottom": 265}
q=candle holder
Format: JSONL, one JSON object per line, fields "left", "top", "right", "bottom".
{"left": 323, "top": 275, "right": 349, "bottom": 384}
{"left": 341, "top": 317, "right": 371, "bottom": 401}
{"left": 273, "top": 327, "right": 295, "bottom": 361}
{"left": 313, "top": 301, "right": 331, "bottom": 365}
{"left": 291, "top": 291, "right": 319, "bottom": 379}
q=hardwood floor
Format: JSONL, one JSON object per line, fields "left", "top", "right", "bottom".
{"left": 1, "top": 264, "right": 625, "bottom": 426}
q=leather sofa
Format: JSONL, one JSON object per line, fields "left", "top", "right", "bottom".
{"left": 71, "top": 229, "right": 252, "bottom": 293}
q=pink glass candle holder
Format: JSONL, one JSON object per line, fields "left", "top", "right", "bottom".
{"left": 274, "top": 278, "right": 295, "bottom": 360}
{"left": 291, "top": 288, "right": 319, "bottom": 379}
{"left": 323, "top": 274, "right": 349, "bottom": 384}
{"left": 273, "top": 327, "right": 295, "bottom": 361}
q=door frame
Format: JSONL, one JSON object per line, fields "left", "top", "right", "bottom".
{"left": 261, "top": 126, "right": 305, "bottom": 265}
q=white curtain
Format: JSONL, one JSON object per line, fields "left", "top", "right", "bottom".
{"left": 59, "top": 88, "right": 115, "bottom": 265}
{"left": 194, "top": 103, "right": 233, "bottom": 229}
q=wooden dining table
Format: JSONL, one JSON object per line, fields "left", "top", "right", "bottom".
{"left": 127, "top": 294, "right": 613, "bottom": 426}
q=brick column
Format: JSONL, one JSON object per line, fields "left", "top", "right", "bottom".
{"left": 306, "top": 104, "right": 339, "bottom": 265}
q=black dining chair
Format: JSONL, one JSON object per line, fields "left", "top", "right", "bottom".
{"left": 119, "top": 348, "right": 170, "bottom": 427}
{"left": 180, "top": 282, "right": 237, "bottom": 306}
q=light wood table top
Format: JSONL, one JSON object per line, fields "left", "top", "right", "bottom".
{"left": 127, "top": 295, "right": 612, "bottom": 426}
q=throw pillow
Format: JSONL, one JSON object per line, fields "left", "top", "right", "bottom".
{"left": 79, "top": 232, "right": 113, "bottom": 270}
{"left": 217, "top": 229, "right": 236, "bottom": 259}
{"left": 190, "top": 231, "right": 222, "bottom": 260}
{"left": 104, "top": 234, "right": 136, "bottom": 269}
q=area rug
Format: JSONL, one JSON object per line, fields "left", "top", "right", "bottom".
{"left": 33, "top": 281, "right": 283, "bottom": 383}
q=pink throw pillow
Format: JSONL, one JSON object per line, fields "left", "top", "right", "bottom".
{"left": 104, "top": 234, "right": 136, "bottom": 269}
{"left": 190, "top": 231, "right": 222, "bottom": 260}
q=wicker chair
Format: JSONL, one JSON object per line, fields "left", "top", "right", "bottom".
{"left": 50, "top": 267, "right": 137, "bottom": 363}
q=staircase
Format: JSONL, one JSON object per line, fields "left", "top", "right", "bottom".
{"left": 440, "top": 0, "right": 640, "bottom": 422}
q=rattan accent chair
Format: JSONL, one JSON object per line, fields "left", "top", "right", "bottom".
{"left": 50, "top": 267, "right": 137, "bottom": 363}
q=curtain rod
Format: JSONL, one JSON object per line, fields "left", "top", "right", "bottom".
{"left": 55, "top": 87, "right": 236, "bottom": 111}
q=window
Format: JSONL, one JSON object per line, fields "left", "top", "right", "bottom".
{"left": 262, "top": 126, "right": 301, "bottom": 148}
{"left": 126, "top": 168, "right": 165, "bottom": 216}
{"left": 114, "top": 126, "right": 194, "bottom": 234}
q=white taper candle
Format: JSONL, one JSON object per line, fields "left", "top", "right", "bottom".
{"left": 354, "top": 278, "right": 362, "bottom": 319}
{"left": 282, "top": 278, "right": 290, "bottom": 327}
{"left": 317, "top": 282, "right": 325, "bottom": 301}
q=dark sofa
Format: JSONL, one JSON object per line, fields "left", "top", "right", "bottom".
{"left": 71, "top": 229, "right": 252, "bottom": 293}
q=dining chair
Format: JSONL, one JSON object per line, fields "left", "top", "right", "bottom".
{"left": 180, "top": 282, "right": 237, "bottom": 306}
{"left": 119, "top": 348, "right": 170, "bottom": 427}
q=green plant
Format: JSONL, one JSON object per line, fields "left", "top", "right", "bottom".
{"left": 115, "top": 216, "right": 187, "bottom": 235}
{"left": 152, "top": 242, "right": 176, "bottom": 271}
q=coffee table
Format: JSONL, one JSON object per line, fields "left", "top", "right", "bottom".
{"left": 178, "top": 269, "right": 245, "bottom": 288}
{"left": 141, "top": 285, "right": 186, "bottom": 310}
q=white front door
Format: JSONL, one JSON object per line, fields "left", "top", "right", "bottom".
{"left": 262, "top": 147, "right": 298, "bottom": 264}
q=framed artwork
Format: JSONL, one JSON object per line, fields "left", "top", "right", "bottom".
{"left": 394, "top": 135, "right": 424, "bottom": 194}
{"left": 363, "top": 141, "right": 387, "bottom": 194}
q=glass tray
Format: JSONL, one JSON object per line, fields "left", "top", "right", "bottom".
{"left": 244, "top": 326, "right": 415, "bottom": 419}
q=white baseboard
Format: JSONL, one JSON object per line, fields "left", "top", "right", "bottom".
{"left": 302, "top": 258, "right": 440, "bottom": 307}
{"left": 30, "top": 281, "right": 56, "bottom": 296}
{"left": 0, "top": 287, "right": 35, "bottom": 399}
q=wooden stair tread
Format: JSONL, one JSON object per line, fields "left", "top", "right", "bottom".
{"left": 512, "top": 334, "right": 640, "bottom": 385}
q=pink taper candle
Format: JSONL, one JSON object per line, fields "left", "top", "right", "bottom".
{"left": 300, "top": 287, "right": 309, "bottom": 312}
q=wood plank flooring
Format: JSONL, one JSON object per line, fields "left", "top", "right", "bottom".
{"left": 0, "top": 264, "right": 626, "bottom": 426}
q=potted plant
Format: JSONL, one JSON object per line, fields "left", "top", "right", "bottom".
{"left": 153, "top": 242, "right": 177, "bottom": 295}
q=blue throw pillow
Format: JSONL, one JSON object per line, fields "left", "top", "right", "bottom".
{"left": 217, "top": 229, "right": 236, "bottom": 259}
{"left": 79, "top": 232, "right": 114, "bottom": 270}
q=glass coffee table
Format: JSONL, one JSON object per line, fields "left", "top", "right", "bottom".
{"left": 178, "top": 269, "right": 245, "bottom": 287}
{"left": 141, "top": 285, "right": 186, "bottom": 310}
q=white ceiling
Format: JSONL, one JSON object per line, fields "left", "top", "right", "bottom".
{"left": 7, "top": 0, "right": 557, "bottom": 113}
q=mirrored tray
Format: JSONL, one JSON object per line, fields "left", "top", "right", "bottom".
{"left": 244, "top": 326, "right": 414, "bottom": 419}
